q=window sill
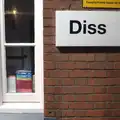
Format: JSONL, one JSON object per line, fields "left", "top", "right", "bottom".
{"left": 0, "top": 103, "right": 43, "bottom": 113}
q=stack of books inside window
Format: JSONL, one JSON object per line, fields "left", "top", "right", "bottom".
{"left": 7, "top": 54, "right": 35, "bottom": 93}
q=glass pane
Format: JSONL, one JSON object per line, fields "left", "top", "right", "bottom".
{"left": 6, "top": 47, "right": 35, "bottom": 93}
{"left": 5, "top": 0, "right": 34, "bottom": 43}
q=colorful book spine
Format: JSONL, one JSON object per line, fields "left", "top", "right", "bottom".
{"left": 16, "top": 70, "right": 32, "bottom": 93}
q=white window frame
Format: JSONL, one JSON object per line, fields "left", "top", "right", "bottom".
{"left": 0, "top": 0, "right": 44, "bottom": 113}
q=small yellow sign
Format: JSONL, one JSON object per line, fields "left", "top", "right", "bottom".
{"left": 83, "top": 0, "right": 120, "bottom": 8}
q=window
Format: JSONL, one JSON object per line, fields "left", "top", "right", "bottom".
{"left": 0, "top": 0, "right": 43, "bottom": 112}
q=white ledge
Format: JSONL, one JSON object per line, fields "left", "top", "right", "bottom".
{"left": 0, "top": 103, "right": 43, "bottom": 113}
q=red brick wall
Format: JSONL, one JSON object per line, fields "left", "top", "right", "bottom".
{"left": 44, "top": 0, "right": 120, "bottom": 120}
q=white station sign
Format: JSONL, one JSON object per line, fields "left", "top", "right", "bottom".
{"left": 56, "top": 11, "right": 120, "bottom": 46}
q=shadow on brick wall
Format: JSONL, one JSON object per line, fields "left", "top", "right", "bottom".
{"left": 57, "top": 47, "right": 120, "bottom": 53}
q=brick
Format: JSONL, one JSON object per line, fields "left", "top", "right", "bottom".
{"left": 74, "top": 86, "right": 94, "bottom": 94}
{"left": 44, "top": 36, "right": 55, "bottom": 45}
{"left": 44, "top": 9, "right": 55, "bottom": 18}
{"left": 44, "top": 18, "right": 55, "bottom": 27}
{"left": 56, "top": 110, "right": 62, "bottom": 117}
{"left": 87, "top": 94, "right": 113, "bottom": 102}
{"left": 62, "top": 78, "right": 75, "bottom": 86}
{"left": 75, "top": 95, "right": 87, "bottom": 102}
{"left": 44, "top": 61, "right": 56, "bottom": 70}
{"left": 87, "top": 79, "right": 97, "bottom": 85}
{"left": 44, "top": 78, "right": 52, "bottom": 86}
{"left": 58, "top": 1, "right": 74, "bottom": 10}
{"left": 54, "top": 95, "right": 62, "bottom": 102}
{"left": 44, "top": 0, "right": 71, "bottom": 9}
{"left": 88, "top": 78, "right": 120, "bottom": 86}
{"left": 75, "top": 62, "right": 88, "bottom": 69}
{"left": 113, "top": 94, "right": 120, "bottom": 101}
{"left": 94, "top": 87, "right": 106, "bottom": 94}
{"left": 112, "top": 110, "right": 120, "bottom": 116}
{"left": 95, "top": 53, "right": 106, "bottom": 61}
{"left": 114, "top": 62, "right": 120, "bottom": 69}
{"left": 45, "top": 87, "right": 55, "bottom": 94}
{"left": 58, "top": 103, "right": 69, "bottom": 109}
{"left": 63, "top": 95, "right": 75, "bottom": 102}
{"left": 62, "top": 86, "right": 94, "bottom": 94}
{"left": 62, "top": 110, "right": 85, "bottom": 117}
{"left": 107, "top": 53, "right": 120, "bottom": 61}
{"left": 45, "top": 94, "right": 54, "bottom": 102}
{"left": 44, "top": 27, "right": 55, "bottom": 36}
{"left": 94, "top": 102, "right": 106, "bottom": 109}
{"left": 45, "top": 103, "right": 69, "bottom": 109}
{"left": 87, "top": 79, "right": 95, "bottom": 85}
{"left": 55, "top": 54, "right": 69, "bottom": 61}
{"left": 62, "top": 87, "right": 75, "bottom": 94}
{"left": 87, "top": 54, "right": 95, "bottom": 61}
{"left": 107, "top": 70, "right": 120, "bottom": 77}
{"left": 44, "top": 110, "right": 56, "bottom": 117}
{"left": 44, "top": 45, "right": 59, "bottom": 53}
{"left": 44, "top": 94, "right": 62, "bottom": 102}
{"left": 89, "top": 70, "right": 106, "bottom": 77}
{"left": 69, "top": 54, "right": 86, "bottom": 61}
{"left": 69, "top": 54, "right": 94, "bottom": 61}
{"left": 69, "top": 70, "right": 89, "bottom": 77}
{"left": 106, "top": 78, "right": 120, "bottom": 85}
{"left": 48, "top": 70, "right": 69, "bottom": 78}
{"left": 44, "top": 78, "right": 61, "bottom": 86}
{"left": 88, "top": 62, "right": 105, "bottom": 69}
{"left": 70, "top": 1, "right": 83, "bottom": 10}
{"left": 107, "top": 87, "right": 120, "bottom": 93}
{"left": 44, "top": 1, "right": 56, "bottom": 9}
{"left": 44, "top": 70, "right": 49, "bottom": 77}
{"left": 68, "top": 102, "right": 93, "bottom": 109}
{"left": 105, "top": 62, "right": 114, "bottom": 69}
{"left": 99, "top": 110, "right": 113, "bottom": 116}
{"left": 86, "top": 110, "right": 108, "bottom": 117}
{"left": 106, "top": 102, "right": 120, "bottom": 109}
{"left": 56, "top": 62, "right": 75, "bottom": 69}
{"left": 45, "top": 87, "right": 62, "bottom": 94}
{"left": 75, "top": 78, "right": 87, "bottom": 85}
{"left": 44, "top": 53, "right": 69, "bottom": 61}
